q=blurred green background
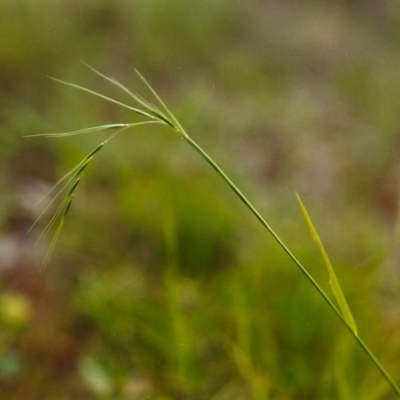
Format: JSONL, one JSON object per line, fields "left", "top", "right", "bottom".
{"left": 1, "top": 1, "right": 400, "bottom": 399}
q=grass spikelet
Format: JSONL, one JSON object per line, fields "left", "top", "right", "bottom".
{"left": 42, "top": 177, "right": 82, "bottom": 269}
{"left": 29, "top": 121, "right": 162, "bottom": 267}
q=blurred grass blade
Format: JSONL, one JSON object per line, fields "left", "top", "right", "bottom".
{"left": 296, "top": 193, "right": 358, "bottom": 335}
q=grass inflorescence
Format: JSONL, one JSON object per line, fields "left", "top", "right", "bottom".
{"left": 28, "top": 63, "right": 400, "bottom": 397}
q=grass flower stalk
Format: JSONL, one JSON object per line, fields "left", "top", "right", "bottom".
{"left": 28, "top": 64, "right": 400, "bottom": 397}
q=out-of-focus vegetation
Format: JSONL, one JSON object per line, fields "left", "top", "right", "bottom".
{"left": 1, "top": 1, "right": 400, "bottom": 399}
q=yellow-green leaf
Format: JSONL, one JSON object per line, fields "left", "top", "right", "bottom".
{"left": 296, "top": 193, "right": 358, "bottom": 335}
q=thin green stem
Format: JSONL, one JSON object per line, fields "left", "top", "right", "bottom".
{"left": 355, "top": 335, "right": 400, "bottom": 396}
{"left": 184, "top": 135, "right": 400, "bottom": 397}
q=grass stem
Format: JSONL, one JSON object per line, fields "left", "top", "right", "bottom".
{"left": 31, "top": 65, "right": 400, "bottom": 397}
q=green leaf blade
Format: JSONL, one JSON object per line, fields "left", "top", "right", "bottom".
{"left": 296, "top": 193, "right": 358, "bottom": 335}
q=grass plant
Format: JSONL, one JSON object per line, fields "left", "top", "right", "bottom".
{"left": 28, "top": 64, "right": 400, "bottom": 398}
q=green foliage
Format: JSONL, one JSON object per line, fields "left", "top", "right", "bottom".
{"left": 27, "top": 64, "right": 400, "bottom": 398}
{"left": 2, "top": 1, "right": 400, "bottom": 399}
